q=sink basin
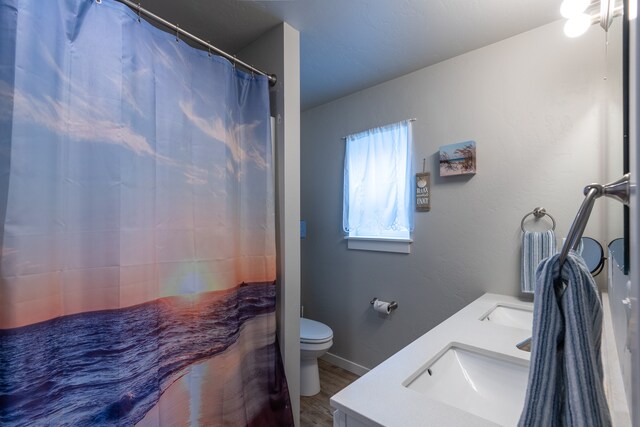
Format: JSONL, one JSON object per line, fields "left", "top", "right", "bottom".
{"left": 480, "top": 304, "right": 533, "bottom": 331}
{"left": 403, "top": 344, "right": 529, "bottom": 426}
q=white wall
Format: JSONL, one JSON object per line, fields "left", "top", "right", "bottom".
{"left": 301, "top": 20, "right": 623, "bottom": 370}
{"left": 605, "top": 18, "right": 626, "bottom": 252}
{"left": 239, "top": 23, "right": 301, "bottom": 426}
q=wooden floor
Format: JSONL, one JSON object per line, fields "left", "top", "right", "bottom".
{"left": 300, "top": 359, "right": 360, "bottom": 426}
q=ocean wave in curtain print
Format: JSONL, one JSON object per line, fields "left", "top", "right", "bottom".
{"left": 0, "top": 0, "right": 293, "bottom": 426}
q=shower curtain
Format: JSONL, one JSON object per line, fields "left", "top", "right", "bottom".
{"left": 0, "top": 0, "right": 293, "bottom": 425}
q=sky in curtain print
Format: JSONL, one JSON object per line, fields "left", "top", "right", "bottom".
{"left": 0, "top": 0, "right": 275, "bottom": 329}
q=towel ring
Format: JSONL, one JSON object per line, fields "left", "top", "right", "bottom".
{"left": 521, "top": 207, "right": 556, "bottom": 232}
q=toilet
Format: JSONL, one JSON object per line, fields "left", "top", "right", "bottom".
{"left": 300, "top": 317, "right": 333, "bottom": 396}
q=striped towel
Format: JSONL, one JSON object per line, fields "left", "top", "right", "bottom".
{"left": 518, "top": 251, "right": 611, "bottom": 427}
{"left": 521, "top": 230, "right": 557, "bottom": 293}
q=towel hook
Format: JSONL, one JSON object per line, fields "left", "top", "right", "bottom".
{"left": 559, "top": 174, "right": 630, "bottom": 266}
{"left": 521, "top": 207, "right": 556, "bottom": 232}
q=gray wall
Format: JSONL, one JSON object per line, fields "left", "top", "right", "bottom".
{"left": 238, "top": 23, "right": 301, "bottom": 426}
{"left": 301, "top": 20, "right": 623, "bottom": 369}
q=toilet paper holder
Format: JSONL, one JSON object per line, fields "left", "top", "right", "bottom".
{"left": 370, "top": 297, "right": 398, "bottom": 312}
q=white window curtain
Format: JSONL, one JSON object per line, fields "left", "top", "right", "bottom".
{"left": 343, "top": 120, "right": 414, "bottom": 239}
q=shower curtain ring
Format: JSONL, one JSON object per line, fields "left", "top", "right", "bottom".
{"left": 175, "top": 24, "right": 179, "bottom": 42}
{"left": 137, "top": 3, "right": 141, "bottom": 22}
{"left": 207, "top": 43, "right": 212, "bottom": 57}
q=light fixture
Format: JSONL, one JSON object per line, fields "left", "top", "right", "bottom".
{"left": 560, "top": 0, "right": 591, "bottom": 18}
{"left": 560, "top": 0, "right": 624, "bottom": 38}
{"left": 630, "top": 0, "right": 637, "bottom": 20}
{"left": 564, "top": 13, "right": 593, "bottom": 37}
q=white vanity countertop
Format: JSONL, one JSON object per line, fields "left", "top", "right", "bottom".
{"left": 330, "top": 293, "right": 534, "bottom": 427}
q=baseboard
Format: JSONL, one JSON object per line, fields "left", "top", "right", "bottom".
{"left": 321, "top": 352, "right": 370, "bottom": 377}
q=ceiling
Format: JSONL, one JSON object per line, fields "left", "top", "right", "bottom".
{"left": 139, "top": 0, "right": 563, "bottom": 111}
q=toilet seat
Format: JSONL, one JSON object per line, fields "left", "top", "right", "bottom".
{"left": 300, "top": 318, "right": 333, "bottom": 344}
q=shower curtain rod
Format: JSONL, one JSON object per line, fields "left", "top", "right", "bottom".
{"left": 113, "top": 0, "right": 277, "bottom": 87}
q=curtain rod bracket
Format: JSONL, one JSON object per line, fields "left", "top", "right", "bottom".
{"left": 599, "top": 173, "right": 630, "bottom": 205}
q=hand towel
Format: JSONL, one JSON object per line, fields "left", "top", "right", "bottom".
{"left": 521, "top": 230, "right": 557, "bottom": 293}
{"left": 518, "top": 251, "right": 611, "bottom": 427}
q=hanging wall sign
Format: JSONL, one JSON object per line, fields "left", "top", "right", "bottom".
{"left": 415, "top": 172, "right": 430, "bottom": 212}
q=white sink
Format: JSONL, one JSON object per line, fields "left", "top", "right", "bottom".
{"left": 480, "top": 304, "right": 533, "bottom": 331}
{"left": 403, "top": 344, "right": 529, "bottom": 426}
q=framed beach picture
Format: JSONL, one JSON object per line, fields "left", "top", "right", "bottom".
{"left": 439, "top": 141, "right": 476, "bottom": 176}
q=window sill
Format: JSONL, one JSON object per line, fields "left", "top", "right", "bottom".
{"left": 345, "top": 236, "right": 413, "bottom": 254}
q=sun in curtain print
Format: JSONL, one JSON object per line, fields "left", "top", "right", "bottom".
{"left": 0, "top": 0, "right": 293, "bottom": 425}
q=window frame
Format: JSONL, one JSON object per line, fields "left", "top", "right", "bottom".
{"left": 342, "top": 120, "right": 414, "bottom": 253}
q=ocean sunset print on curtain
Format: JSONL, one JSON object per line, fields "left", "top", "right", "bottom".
{"left": 0, "top": 0, "right": 292, "bottom": 426}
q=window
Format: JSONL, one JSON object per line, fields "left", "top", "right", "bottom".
{"left": 343, "top": 120, "right": 413, "bottom": 253}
